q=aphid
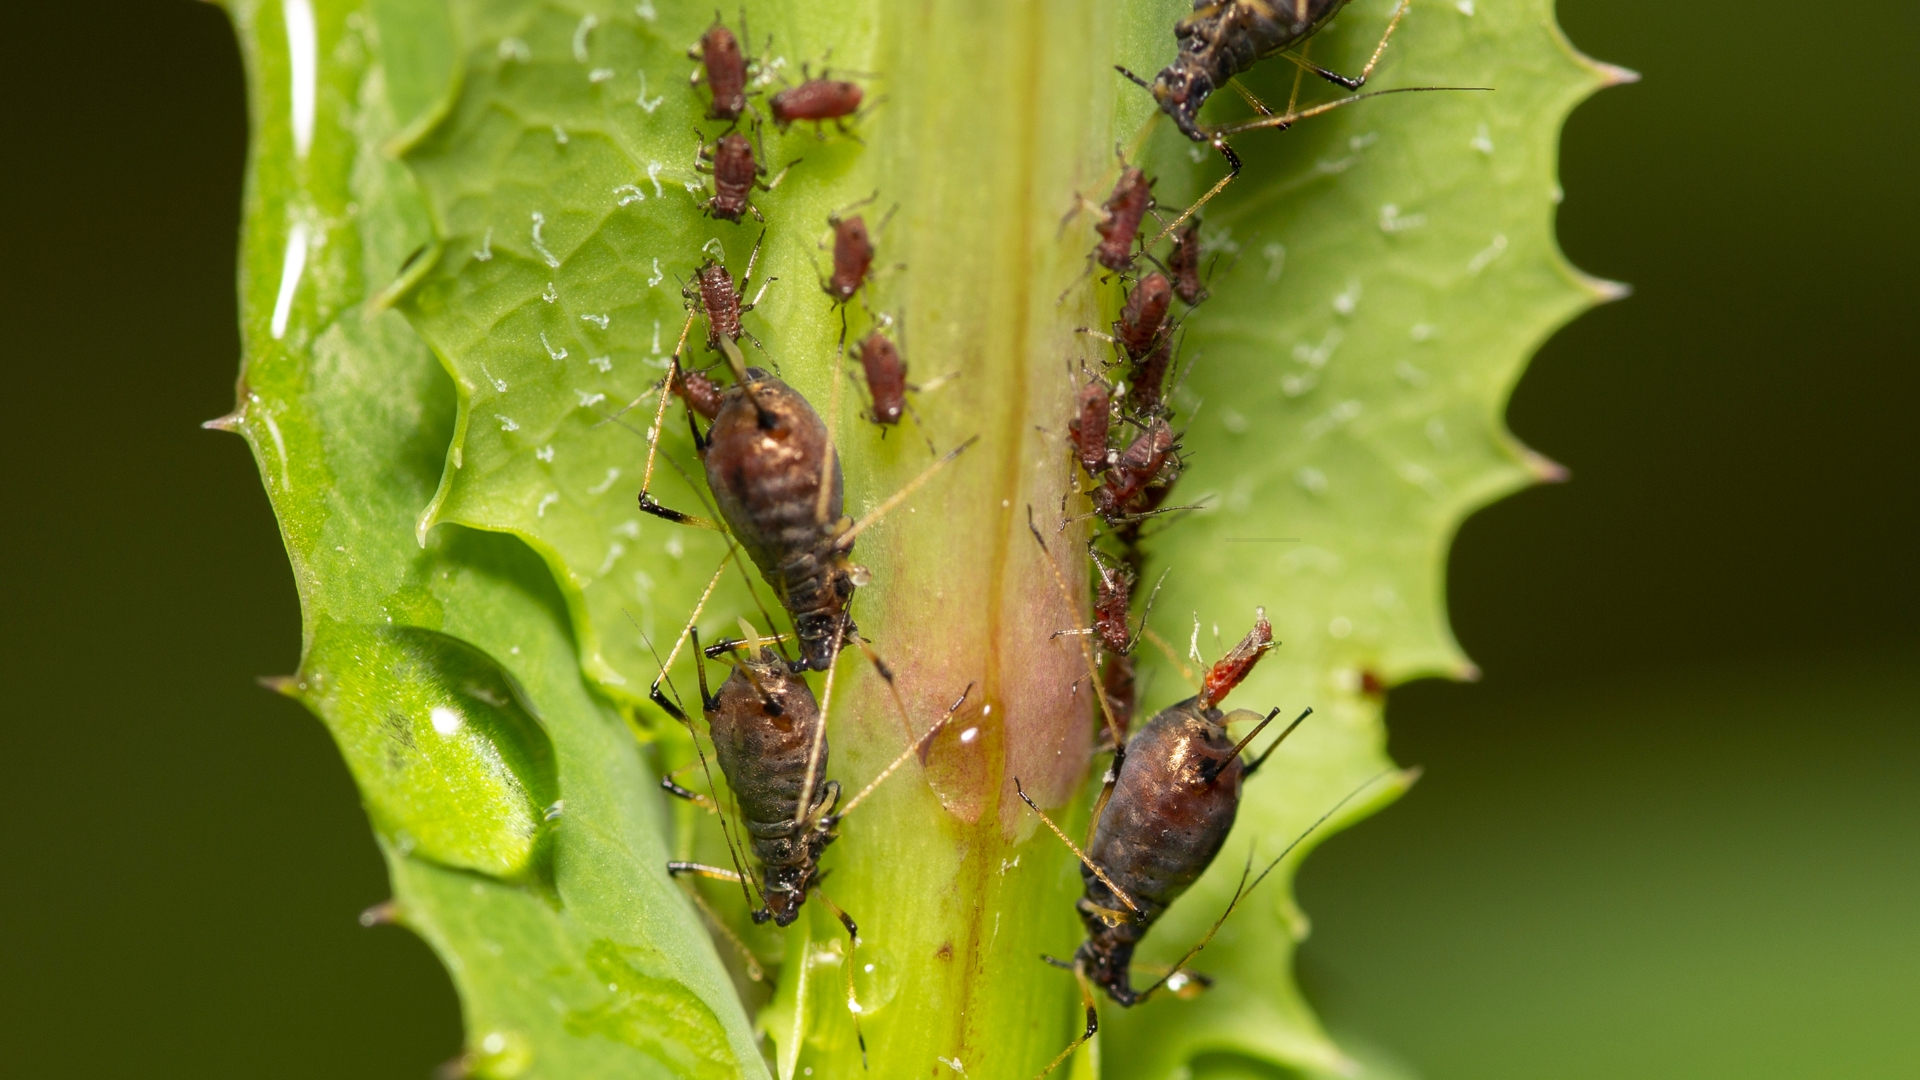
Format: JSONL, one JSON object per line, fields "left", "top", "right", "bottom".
{"left": 855, "top": 329, "right": 908, "bottom": 426}
{"left": 1125, "top": 335, "right": 1175, "bottom": 418}
{"left": 1094, "top": 166, "right": 1155, "bottom": 272}
{"left": 653, "top": 619, "right": 971, "bottom": 1062}
{"left": 672, "top": 366, "right": 725, "bottom": 420}
{"left": 694, "top": 129, "right": 794, "bottom": 224}
{"left": 688, "top": 14, "right": 754, "bottom": 123}
{"left": 824, "top": 207, "right": 876, "bottom": 306}
{"left": 1094, "top": 418, "right": 1176, "bottom": 522}
{"left": 1068, "top": 378, "right": 1113, "bottom": 477}
{"left": 684, "top": 231, "right": 772, "bottom": 354}
{"left": 638, "top": 359, "right": 976, "bottom": 671}
{"left": 771, "top": 70, "right": 865, "bottom": 135}
{"left": 1120, "top": 0, "right": 1412, "bottom": 145}
{"left": 1114, "top": 272, "right": 1173, "bottom": 360}
{"left": 1168, "top": 220, "right": 1210, "bottom": 306}
{"left": 1089, "top": 553, "right": 1136, "bottom": 655}
{"left": 1018, "top": 615, "right": 1356, "bottom": 1076}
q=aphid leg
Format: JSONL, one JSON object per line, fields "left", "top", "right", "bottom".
{"left": 811, "top": 888, "right": 868, "bottom": 1070}
{"left": 1147, "top": 170, "right": 1238, "bottom": 252}
{"left": 831, "top": 434, "right": 979, "bottom": 550}
{"left": 1013, "top": 778, "right": 1141, "bottom": 915}
{"left": 844, "top": 636, "right": 920, "bottom": 745}
{"left": 790, "top": 620, "right": 848, "bottom": 833}
{"left": 659, "top": 760, "right": 721, "bottom": 812}
{"left": 1209, "top": 85, "right": 1488, "bottom": 141}
{"left": 833, "top": 683, "right": 972, "bottom": 822}
{"left": 667, "top": 861, "right": 747, "bottom": 883}
{"left": 1240, "top": 707, "right": 1313, "bottom": 777}
{"left": 1032, "top": 958, "right": 1101, "bottom": 1080}
{"left": 1305, "top": 0, "right": 1411, "bottom": 90}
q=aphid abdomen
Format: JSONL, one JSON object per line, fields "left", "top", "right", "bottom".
{"left": 857, "top": 332, "right": 907, "bottom": 424}
{"left": 1079, "top": 699, "right": 1244, "bottom": 1002}
{"left": 702, "top": 374, "right": 857, "bottom": 671}
{"left": 773, "top": 79, "right": 864, "bottom": 127}
{"left": 1126, "top": 337, "right": 1175, "bottom": 417}
{"left": 700, "top": 25, "right": 749, "bottom": 121}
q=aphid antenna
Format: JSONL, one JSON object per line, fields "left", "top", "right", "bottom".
{"left": 827, "top": 189, "right": 881, "bottom": 223}
{"left": 833, "top": 682, "right": 973, "bottom": 822}
{"left": 1132, "top": 766, "right": 1404, "bottom": 1004}
{"left": 1129, "top": 563, "right": 1174, "bottom": 652}
{"left": 1027, "top": 505, "right": 1127, "bottom": 752}
{"left": 1013, "top": 778, "right": 1141, "bottom": 915}
{"left": 832, "top": 434, "right": 979, "bottom": 551}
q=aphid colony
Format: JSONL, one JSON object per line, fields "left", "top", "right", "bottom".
{"left": 615, "top": 4, "right": 1429, "bottom": 1073}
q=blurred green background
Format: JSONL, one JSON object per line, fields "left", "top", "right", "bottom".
{"left": 1, "top": 1, "right": 1912, "bottom": 1077}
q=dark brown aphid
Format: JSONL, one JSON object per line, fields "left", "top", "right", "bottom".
{"left": 1094, "top": 166, "right": 1154, "bottom": 272}
{"left": 1094, "top": 418, "right": 1175, "bottom": 521}
{"left": 695, "top": 130, "right": 794, "bottom": 224}
{"left": 693, "top": 370, "right": 858, "bottom": 672}
{"left": 1122, "top": 0, "right": 1411, "bottom": 144}
{"left": 1125, "top": 335, "right": 1175, "bottom": 418}
{"left": 688, "top": 16, "right": 753, "bottom": 123}
{"left": 657, "top": 640, "right": 835, "bottom": 926}
{"left": 1068, "top": 379, "right": 1113, "bottom": 477}
{"left": 771, "top": 76, "right": 864, "bottom": 134}
{"left": 641, "top": 365, "right": 977, "bottom": 671}
{"left": 1168, "top": 220, "right": 1210, "bottom": 306}
{"left": 1017, "top": 614, "right": 1314, "bottom": 1079}
{"left": 855, "top": 330, "right": 907, "bottom": 426}
{"left": 1114, "top": 272, "right": 1172, "bottom": 360}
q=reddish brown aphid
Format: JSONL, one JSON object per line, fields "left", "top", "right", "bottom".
{"left": 673, "top": 366, "right": 725, "bottom": 420}
{"left": 825, "top": 214, "right": 874, "bottom": 305}
{"left": 1126, "top": 335, "right": 1175, "bottom": 417}
{"left": 1169, "top": 220, "right": 1210, "bottom": 306}
{"left": 1069, "top": 379, "right": 1113, "bottom": 477}
{"left": 772, "top": 77, "right": 864, "bottom": 133}
{"left": 1094, "top": 418, "right": 1175, "bottom": 520}
{"left": 695, "top": 131, "right": 792, "bottom": 224}
{"left": 684, "top": 233, "right": 770, "bottom": 353}
{"left": 856, "top": 330, "right": 908, "bottom": 425}
{"left": 1094, "top": 166, "right": 1154, "bottom": 272}
{"left": 689, "top": 19, "right": 751, "bottom": 122}
{"left": 1114, "top": 272, "right": 1172, "bottom": 360}
{"left": 1090, "top": 554, "right": 1136, "bottom": 655}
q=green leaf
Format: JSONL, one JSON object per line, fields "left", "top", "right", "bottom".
{"left": 220, "top": 0, "right": 767, "bottom": 1074}
{"left": 222, "top": 0, "right": 1619, "bottom": 1076}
